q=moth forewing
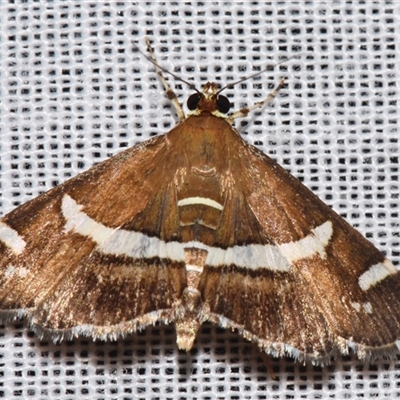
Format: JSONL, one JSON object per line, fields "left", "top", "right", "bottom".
{"left": 0, "top": 40, "right": 399, "bottom": 365}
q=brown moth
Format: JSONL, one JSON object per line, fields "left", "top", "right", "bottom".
{"left": 0, "top": 39, "right": 399, "bottom": 366}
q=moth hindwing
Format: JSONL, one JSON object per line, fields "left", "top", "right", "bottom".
{"left": 0, "top": 40, "right": 399, "bottom": 366}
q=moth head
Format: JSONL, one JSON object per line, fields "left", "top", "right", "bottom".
{"left": 187, "top": 82, "right": 231, "bottom": 117}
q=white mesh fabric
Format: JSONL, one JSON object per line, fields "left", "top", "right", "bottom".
{"left": 0, "top": 1, "right": 399, "bottom": 399}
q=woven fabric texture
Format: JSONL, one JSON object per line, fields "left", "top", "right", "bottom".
{"left": 0, "top": 2, "right": 399, "bottom": 399}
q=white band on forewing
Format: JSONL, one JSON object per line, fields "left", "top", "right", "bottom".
{"left": 62, "top": 194, "right": 332, "bottom": 272}
{"left": 62, "top": 194, "right": 184, "bottom": 261}
{"left": 358, "top": 259, "right": 398, "bottom": 291}
{"left": 0, "top": 221, "right": 26, "bottom": 255}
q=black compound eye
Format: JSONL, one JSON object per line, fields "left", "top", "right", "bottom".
{"left": 187, "top": 93, "right": 201, "bottom": 110}
{"left": 216, "top": 95, "right": 231, "bottom": 114}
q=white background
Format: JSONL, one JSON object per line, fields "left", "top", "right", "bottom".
{"left": 0, "top": 2, "right": 399, "bottom": 399}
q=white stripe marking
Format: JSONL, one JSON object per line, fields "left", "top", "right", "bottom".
{"left": 178, "top": 197, "right": 223, "bottom": 211}
{"left": 350, "top": 301, "right": 373, "bottom": 314}
{"left": 0, "top": 222, "right": 26, "bottom": 255}
{"left": 280, "top": 221, "right": 333, "bottom": 261}
{"left": 358, "top": 259, "right": 398, "bottom": 291}
{"left": 363, "top": 302, "right": 373, "bottom": 314}
{"left": 204, "top": 221, "right": 333, "bottom": 270}
{"left": 186, "top": 265, "right": 203, "bottom": 273}
{"left": 62, "top": 194, "right": 333, "bottom": 272}
{"left": 62, "top": 194, "right": 184, "bottom": 261}
{"left": 5, "top": 265, "right": 29, "bottom": 279}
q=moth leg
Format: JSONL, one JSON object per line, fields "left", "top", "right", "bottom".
{"left": 145, "top": 37, "right": 186, "bottom": 121}
{"left": 227, "top": 77, "right": 285, "bottom": 124}
{"left": 259, "top": 351, "right": 278, "bottom": 380}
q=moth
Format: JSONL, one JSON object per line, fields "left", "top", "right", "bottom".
{"left": 0, "top": 39, "right": 399, "bottom": 366}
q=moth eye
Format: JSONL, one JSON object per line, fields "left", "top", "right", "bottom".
{"left": 216, "top": 95, "right": 231, "bottom": 114}
{"left": 187, "top": 93, "right": 202, "bottom": 110}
